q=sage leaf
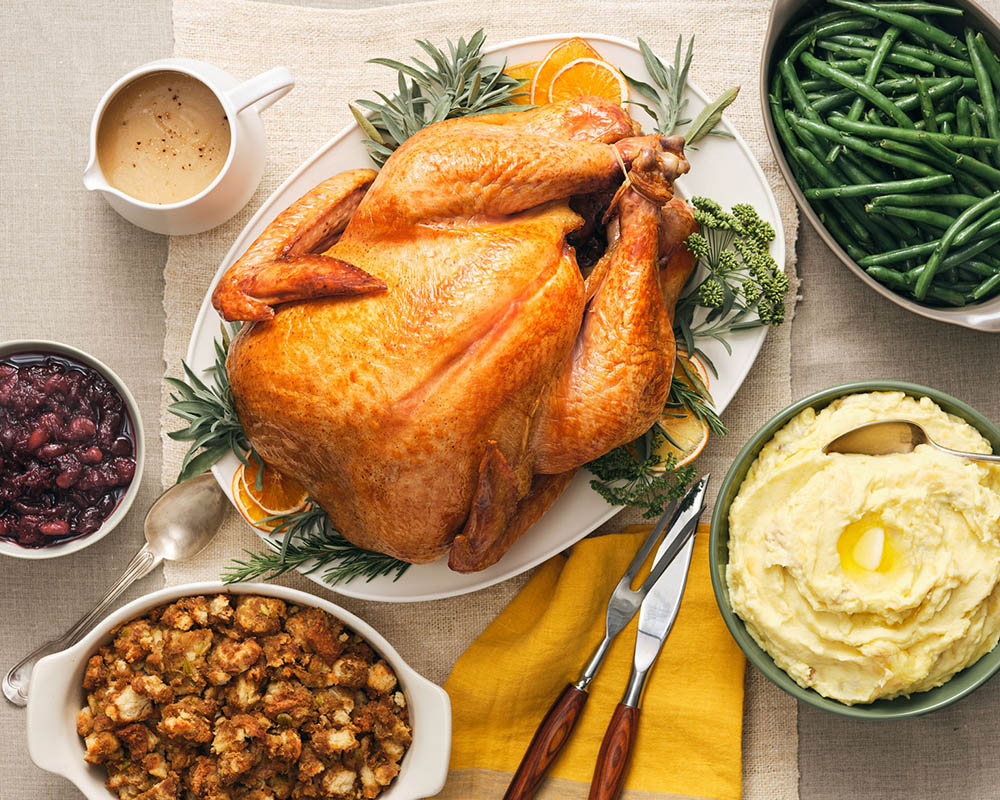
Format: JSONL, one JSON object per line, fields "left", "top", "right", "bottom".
{"left": 349, "top": 103, "right": 385, "bottom": 145}
{"left": 684, "top": 86, "right": 740, "bottom": 145}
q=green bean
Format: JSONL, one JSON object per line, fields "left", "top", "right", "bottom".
{"left": 794, "top": 116, "right": 939, "bottom": 175}
{"left": 926, "top": 286, "right": 968, "bottom": 305}
{"left": 800, "top": 78, "right": 841, "bottom": 92}
{"left": 828, "top": 26, "right": 903, "bottom": 163}
{"left": 915, "top": 112, "right": 955, "bottom": 130}
{"left": 967, "top": 28, "right": 1000, "bottom": 167}
{"left": 811, "top": 80, "right": 967, "bottom": 115}
{"left": 800, "top": 52, "right": 916, "bottom": 128}
{"left": 973, "top": 34, "right": 1000, "bottom": 91}
{"left": 811, "top": 89, "right": 856, "bottom": 114}
{"left": 815, "top": 39, "right": 936, "bottom": 73}
{"left": 830, "top": 34, "right": 975, "bottom": 76}
{"left": 946, "top": 233, "right": 1000, "bottom": 262}
{"left": 957, "top": 96, "right": 973, "bottom": 137}
{"left": 869, "top": 192, "right": 977, "bottom": 208}
{"left": 793, "top": 146, "right": 876, "bottom": 243}
{"left": 826, "top": 115, "right": 1000, "bottom": 149}
{"left": 973, "top": 272, "right": 1000, "bottom": 299}
{"left": 868, "top": 204, "right": 956, "bottom": 229}
{"left": 809, "top": 59, "right": 871, "bottom": 75}
{"left": 915, "top": 78, "right": 938, "bottom": 132}
{"left": 873, "top": 2, "right": 964, "bottom": 16}
{"left": 960, "top": 259, "right": 1000, "bottom": 278}
{"left": 795, "top": 145, "right": 905, "bottom": 249}
{"left": 941, "top": 118, "right": 954, "bottom": 135}
{"left": 815, "top": 200, "right": 870, "bottom": 261}
{"left": 786, "top": 10, "right": 869, "bottom": 38}
{"left": 925, "top": 137, "right": 1000, "bottom": 184}
{"left": 859, "top": 231, "right": 1000, "bottom": 267}
{"left": 867, "top": 265, "right": 912, "bottom": 290}
{"left": 914, "top": 191, "right": 1000, "bottom": 298}
{"left": 841, "top": 149, "right": 894, "bottom": 182}
{"left": 879, "top": 139, "right": 994, "bottom": 194}
{"left": 968, "top": 101, "right": 994, "bottom": 168}
{"left": 804, "top": 174, "right": 953, "bottom": 199}
{"left": 860, "top": 240, "right": 945, "bottom": 266}
{"left": 827, "top": 0, "right": 968, "bottom": 57}
{"left": 894, "top": 76, "right": 968, "bottom": 112}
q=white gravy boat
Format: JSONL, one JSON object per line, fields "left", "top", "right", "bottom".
{"left": 83, "top": 58, "right": 293, "bottom": 236}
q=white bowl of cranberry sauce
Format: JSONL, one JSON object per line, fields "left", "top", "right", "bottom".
{"left": 0, "top": 341, "right": 144, "bottom": 559}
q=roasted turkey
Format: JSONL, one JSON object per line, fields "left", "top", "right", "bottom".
{"left": 213, "top": 97, "right": 697, "bottom": 571}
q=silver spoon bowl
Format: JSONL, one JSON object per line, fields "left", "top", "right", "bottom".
{"left": 824, "top": 419, "right": 1000, "bottom": 464}
{"left": 2, "top": 472, "right": 227, "bottom": 706}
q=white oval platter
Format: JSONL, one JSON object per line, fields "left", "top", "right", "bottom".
{"left": 185, "top": 33, "right": 785, "bottom": 602}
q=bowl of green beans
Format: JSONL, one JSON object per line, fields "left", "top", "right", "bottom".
{"left": 762, "top": 0, "right": 1000, "bottom": 331}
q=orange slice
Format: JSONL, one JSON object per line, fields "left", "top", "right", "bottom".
{"left": 675, "top": 351, "right": 710, "bottom": 390}
{"left": 655, "top": 406, "right": 710, "bottom": 469}
{"left": 530, "top": 38, "right": 604, "bottom": 105}
{"left": 232, "top": 457, "right": 309, "bottom": 531}
{"left": 548, "top": 58, "right": 629, "bottom": 105}
{"left": 505, "top": 61, "right": 539, "bottom": 105}
{"left": 652, "top": 352, "right": 713, "bottom": 470}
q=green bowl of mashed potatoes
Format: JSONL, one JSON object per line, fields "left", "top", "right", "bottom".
{"left": 710, "top": 381, "right": 1000, "bottom": 719}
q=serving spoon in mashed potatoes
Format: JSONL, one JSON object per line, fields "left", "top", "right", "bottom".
{"left": 824, "top": 419, "right": 1000, "bottom": 463}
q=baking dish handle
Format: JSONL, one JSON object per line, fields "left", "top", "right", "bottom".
{"left": 26, "top": 650, "right": 89, "bottom": 783}
{"left": 399, "top": 673, "right": 452, "bottom": 799}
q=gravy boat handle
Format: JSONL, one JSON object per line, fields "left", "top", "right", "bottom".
{"left": 228, "top": 66, "right": 294, "bottom": 114}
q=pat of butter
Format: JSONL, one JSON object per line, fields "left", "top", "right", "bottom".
{"left": 838, "top": 516, "right": 898, "bottom": 575}
{"left": 853, "top": 526, "right": 884, "bottom": 571}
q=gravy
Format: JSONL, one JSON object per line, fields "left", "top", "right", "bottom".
{"left": 97, "top": 71, "right": 231, "bottom": 204}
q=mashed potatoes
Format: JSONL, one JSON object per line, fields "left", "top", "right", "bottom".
{"left": 727, "top": 391, "right": 1000, "bottom": 704}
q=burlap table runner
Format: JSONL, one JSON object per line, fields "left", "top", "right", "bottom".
{"left": 162, "top": 1, "right": 800, "bottom": 796}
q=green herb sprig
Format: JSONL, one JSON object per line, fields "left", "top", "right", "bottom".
{"left": 223, "top": 505, "right": 409, "bottom": 585}
{"left": 674, "top": 198, "right": 790, "bottom": 360}
{"left": 626, "top": 36, "right": 739, "bottom": 145}
{"left": 587, "top": 427, "right": 696, "bottom": 519}
{"left": 351, "top": 30, "right": 530, "bottom": 166}
{"left": 166, "top": 323, "right": 253, "bottom": 483}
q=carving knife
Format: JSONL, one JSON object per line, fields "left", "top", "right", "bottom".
{"left": 587, "top": 475, "right": 710, "bottom": 800}
{"left": 503, "top": 475, "right": 710, "bottom": 800}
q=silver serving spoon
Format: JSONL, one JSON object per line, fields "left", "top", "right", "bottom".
{"left": 824, "top": 419, "right": 1000, "bottom": 463}
{"left": 3, "top": 472, "right": 228, "bottom": 706}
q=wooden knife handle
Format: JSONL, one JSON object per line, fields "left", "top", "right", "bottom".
{"left": 587, "top": 703, "right": 639, "bottom": 800}
{"left": 503, "top": 683, "right": 589, "bottom": 800}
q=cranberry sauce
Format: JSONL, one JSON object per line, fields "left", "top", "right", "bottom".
{"left": 0, "top": 353, "right": 137, "bottom": 548}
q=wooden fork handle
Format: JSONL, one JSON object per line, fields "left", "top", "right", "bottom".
{"left": 503, "top": 684, "right": 589, "bottom": 800}
{"left": 587, "top": 703, "right": 639, "bottom": 800}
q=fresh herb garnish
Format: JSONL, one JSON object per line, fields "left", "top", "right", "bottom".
{"left": 625, "top": 35, "right": 739, "bottom": 145}
{"left": 666, "top": 357, "right": 727, "bottom": 438}
{"left": 351, "top": 29, "right": 530, "bottom": 166}
{"left": 587, "top": 426, "right": 697, "bottom": 519}
{"left": 223, "top": 505, "right": 410, "bottom": 585}
{"left": 166, "top": 322, "right": 253, "bottom": 483}
{"left": 674, "top": 198, "right": 789, "bottom": 360}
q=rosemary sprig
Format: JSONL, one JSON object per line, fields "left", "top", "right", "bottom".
{"left": 351, "top": 30, "right": 530, "bottom": 166}
{"left": 223, "top": 505, "right": 410, "bottom": 586}
{"left": 666, "top": 358, "right": 727, "bottom": 438}
{"left": 626, "top": 35, "right": 738, "bottom": 145}
{"left": 166, "top": 322, "right": 253, "bottom": 483}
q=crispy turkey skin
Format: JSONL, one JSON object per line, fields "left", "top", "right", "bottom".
{"left": 213, "top": 97, "right": 695, "bottom": 571}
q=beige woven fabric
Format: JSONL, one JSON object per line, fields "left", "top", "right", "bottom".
{"left": 163, "top": 1, "right": 800, "bottom": 797}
